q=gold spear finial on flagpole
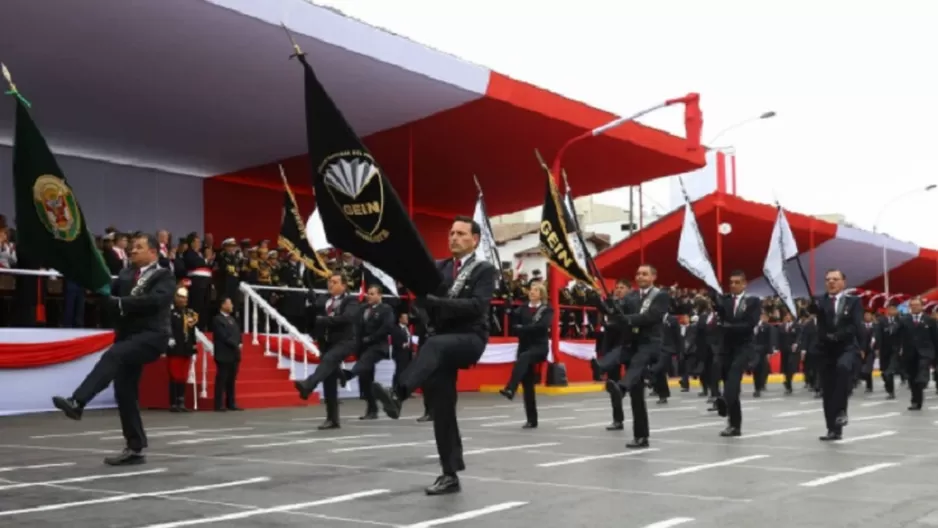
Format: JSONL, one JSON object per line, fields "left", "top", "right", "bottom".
{"left": 279, "top": 22, "right": 305, "bottom": 60}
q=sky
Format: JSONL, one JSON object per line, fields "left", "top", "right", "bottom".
{"left": 312, "top": 0, "right": 938, "bottom": 247}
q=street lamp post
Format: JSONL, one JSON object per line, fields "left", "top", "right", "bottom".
{"left": 874, "top": 184, "right": 937, "bottom": 295}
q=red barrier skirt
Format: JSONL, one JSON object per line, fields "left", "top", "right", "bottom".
{"left": 167, "top": 356, "right": 191, "bottom": 382}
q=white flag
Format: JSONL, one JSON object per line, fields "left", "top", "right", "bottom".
{"left": 472, "top": 194, "right": 499, "bottom": 268}
{"left": 763, "top": 207, "right": 799, "bottom": 315}
{"left": 676, "top": 200, "right": 722, "bottom": 293}
{"left": 308, "top": 209, "right": 397, "bottom": 296}
{"left": 562, "top": 192, "right": 589, "bottom": 273}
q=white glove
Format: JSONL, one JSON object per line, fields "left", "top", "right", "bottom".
{"left": 168, "top": 338, "right": 176, "bottom": 347}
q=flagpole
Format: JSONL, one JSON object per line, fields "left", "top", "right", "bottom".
{"left": 775, "top": 201, "right": 813, "bottom": 298}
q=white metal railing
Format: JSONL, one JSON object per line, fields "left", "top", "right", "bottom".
{"left": 239, "top": 282, "right": 320, "bottom": 381}
{"left": 190, "top": 328, "right": 213, "bottom": 409}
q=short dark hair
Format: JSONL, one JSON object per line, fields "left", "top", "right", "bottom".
{"left": 825, "top": 269, "right": 846, "bottom": 280}
{"left": 453, "top": 215, "right": 481, "bottom": 236}
{"left": 135, "top": 233, "right": 159, "bottom": 252}
{"left": 219, "top": 296, "right": 233, "bottom": 305}
{"left": 638, "top": 264, "right": 657, "bottom": 275}
{"left": 330, "top": 272, "right": 349, "bottom": 285}
{"left": 367, "top": 284, "right": 383, "bottom": 294}
{"left": 615, "top": 278, "right": 629, "bottom": 286}
{"left": 729, "top": 270, "right": 746, "bottom": 280}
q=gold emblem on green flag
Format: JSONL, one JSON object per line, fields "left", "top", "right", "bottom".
{"left": 32, "top": 174, "right": 82, "bottom": 242}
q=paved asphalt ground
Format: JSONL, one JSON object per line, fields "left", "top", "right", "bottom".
{"left": 2, "top": 383, "right": 938, "bottom": 528}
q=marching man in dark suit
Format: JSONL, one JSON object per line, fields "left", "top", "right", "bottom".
{"left": 52, "top": 234, "right": 175, "bottom": 466}
{"left": 807, "top": 268, "right": 863, "bottom": 440}
{"left": 341, "top": 284, "right": 394, "bottom": 420}
{"left": 211, "top": 296, "right": 242, "bottom": 412}
{"left": 877, "top": 304, "right": 901, "bottom": 399}
{"left": 604, "top": 264, "right": 671, "bottom": 449}
{"left": 778, "top": 312, "right": 800, "bottom": 394}
{"left": 751, "top": 312, "right": 777, "bottom": 397}
{"left": 390, "top": 312, "right": 413, "bottom": 392}
{"left": 897, "top": 296, "right": 938, "bottom": 410}
{"left": 372, "top": 216, "right": 497, "bottom": 495}
{"left": 294, "top": 272, "right": 359, "bottom": 429}
{"left": 498, "top": 282, "right": 552, "bottom": 428}
{"left": 590, "top": 278, "right": 630, "bottom": 430}
{"left": 709, "top": 270, "right": 761, "bottom": 437}
{"left": 858, "top": 310, "right": 878, "bottom": 393}
{"left": 168, "top": 287, "right": 198, "bottom": 412}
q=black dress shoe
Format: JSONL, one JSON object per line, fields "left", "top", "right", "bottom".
{"left": 626, "top": 437, "right": 650, "bottom": 449}
{"left": 499, "top": 388, "right": 514, "bottom": 401}
{"left": 680, "top": 387, "right": 690, "bottom": 393}
{"left": 52, "top": 396, "right": 83, "bottom": 420}
{"left": 720, "top": 426, "right": 741, "bottom": 437}
{"left": 886, "top": 393, "right": 896, "bottom": 400}
{"left": 169, "top": 406, "right": 182, "bottom": 413}
{"left": 819, "top": 431, "right": 842, "bottom": 441}
{"left": 104, "top": 448, "right": 145, "bottom": 466}
{"left": 294, "top": 381, "right": 313, "bottom": 400}
{"left": 359, "top": 412, "right": 378, "bottom": 420}
{"left": 908, "top": 404, "right": 922, "bottom": 411}
{"left": 214, "top": 408, "right": 226, "bottom": 412}
{"left": 425, "top": 474, "right": 460, "bottom": 495}
{"left": 317, "top": 420, "right": 340, "bottom": 430}
{"left": 227, "top": 407, "right": 244, "bottom": 412}
{"left": 521, "top": 422, "right": 537, "bottom": 429}
{"left": 606, "top": 421, "right": 624, "bottom": 431}
{"left": 753, "top": 390, "right": 761, "bottom": 398}
{"left": 698, "top": 391, "right": 709, "bottom": 398}
{"left": 656, "top": 397, "right": 668, "bottom": 405}
{"left": 371, "top": 382, "right": 401, "bottom": 419}
{"left": 416, "top": 414, "right": 433, "bottom": 423}
{"left": 605, "top": 379, "right": 624, "bottom": 400}
{"left": 715, "top": 397, "right": 728, "bottom": 417}
{"left": 706, "top": 396, "right": 716, "bottom": 404}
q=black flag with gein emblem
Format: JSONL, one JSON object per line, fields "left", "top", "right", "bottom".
{"left": 537, "top": 160, "right": 599, "bottom": 288}
{"left": 295, "top": 54, "right": 443, "bottom": 296}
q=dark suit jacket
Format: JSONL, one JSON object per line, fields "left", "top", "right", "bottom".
{"left": 693, "top": 311, "right": 722, "bottom": 358}
{"left": 211, "top": 313, "right": 242, "bottom": 363}
{"left": 809, "top": 293, "right": 863, "bottom": 355}
{"left": 424, "top": 256, "right": 497, "bottom": 339}
{"left": 513, "top": 304, "right": 552, "bottom": 358}
{"left": 316, "top": 293, "right": 359, "bottom": 348}
{"left": 778, "top": 322, "right": 799, "bottom": 354}
{"left": 359, "top": 302, "right": 394, "bottom": 356}
{"left": 898, "top": 314, "right": 938, "bottom": 360}
{"left": 112, "top": 265, "right": 175, "bottom": 342}
{"left": 753, "top": 323, "right": 778, "bottom": 354}
{"left": 391, "top": 323, "right": 413, "bottom": 359}
{"left": 612, "top": 287, "right": 671, "bottom": 348}
{"left": 662, "top": 315, "right": 684, "bottom": 357}
{"left": 713, "top": 292, "right": 761, "bottom": 354}
{"left": 797, "top": 318, "right": 819, "bottom": 355}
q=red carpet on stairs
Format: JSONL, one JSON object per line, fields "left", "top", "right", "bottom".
{"left": 139, "top": 333, "right": 320, "bottom": 410}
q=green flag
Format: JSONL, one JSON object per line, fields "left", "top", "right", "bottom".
{"left": 11, "top": 99, "right": 111, "bottom": 295}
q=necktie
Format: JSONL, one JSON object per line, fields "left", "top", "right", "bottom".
{"left": 365, "top": 306, "right": 372, "bottom": 319}
{"left": 733, "top": 296, "right": 739, "bottom": 313}
{"left": 453, "top": 259, "right": 461, "bottom": 279}
{"left": 326, "top": 299, "right": 335, "bottom": 315}
{"left": 133, "top": 268, "right": 141, "bottom": 282}
{"left": 831, "top": 296, "right": 837, "bottom": 313}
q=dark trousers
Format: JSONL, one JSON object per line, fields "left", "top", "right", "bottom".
{"left": 349, "top": 349, "right": 386, "bottom": 415}
{"left": 905, "top": 351, "right": 932, "bottom": 406}
{"left": 399, "top": 333, "right": 485, "bottom": 475}
{"left": 214, "top": 360, "right": 239, "bottom": 409}
{"left": 820, "top": 352, "right": 857, "bottom": 433}
{"left": 721, "top": 348, "right": 753, "bottom": 429}
{"left": 506, "top": 350, "right": 546, "bottom": 425}
{"left": 72, "top": 333, "right": 165, "bottom": 451}
{"left": 62, "top": 281, "right": 85, "bottom": 328}
{"left": 391, "top": 348, "right": 412, "bottom": 391}
{"left": 880, "top": 350, "right": 896, "bottom": 395}
{"left": 622, "top": 349, "right": 653, "bottom": 438}
{"left": 708, "top": 353, "right": 724, "bottom": 397}
{"left": 301, "top": 341, "right": 355, "bottom": 423}
{"left": 594, "top": 346, "right": 625, "bottom": 423}
{"left": 780, "top": 349, "right": 798, "bottom": 389}
{"left": 752, "top": 351, "right": 770, "bottom": 391}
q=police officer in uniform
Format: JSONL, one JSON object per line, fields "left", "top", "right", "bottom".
{"left": 168, "top": 288, "right": 197, "bottom": 412}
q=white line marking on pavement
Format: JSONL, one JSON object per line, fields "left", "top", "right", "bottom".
{"left": 834, "top": 431, "right": 897, "bottom": 444}
{"left": 740, "top": 427, "right": 805, "bottom": 439}
{"left": 860, "top": 400, "right": 892, "bottom": 407}
{"left": 330, "top": 438, "right": 470, "bottom": 453}
{"left": 0, "top": 477, "right": 269, "bottom": 517}
{"left": 651, "top": 423, "right": 714, "bottom": 434}
{"left": 799, "top": 400, "right": 818, "bottom": 405}
{"left": 135, "top": 489, "right": 391, "bottom": 527}
{"left": 537, "top": 448, "right": 660, "bottom": 468}
{"left": 776, "top": 409, "right": 822, "bottom": 417}
{"left": 799, "top": 463, "right": 898, "bottom": 487}
{"left": 655, "top": 455, "right": 770, "bottom": 477}
{"left": 100, "top": 427, "right": 254, "bottom": 441}
{"left": 558, "top": 421, "right": 630, "bottom": 431}
{"left": 573, "top": 405, "right": 696, "bottom": 413}
{"left": 852, "top": 412, "right": 899, "bottom": 422}
{"left": 427, "top": 442, "right": 560, "bottom": 458}
{"left": 245, "top": 434, "right": 390, "bottom": 448}
{"left": 751, "top": 398, "right": 784, "bottom": 403}
{"left": 401, "top": 501, "right": 528, "bottom": 528}
{"left": 0, "top": 463, "right": 75, "bottom": 473}
{"left": 31, "top": 426, "right": 188, "bottom": 439}
{"left": 480, "top": 417, "right": 575, "bottom": 427}
{"left": 454, "top": 415, "right": 511, "bottom": 422}
{"left": 640, "top": 518, "right": 695, "bottom": 528}
{"left": 170, "top": 431, "right": 310, "bottom": 445}
{"left": 0, "top": 468, "right": 168, "bottom": 491}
